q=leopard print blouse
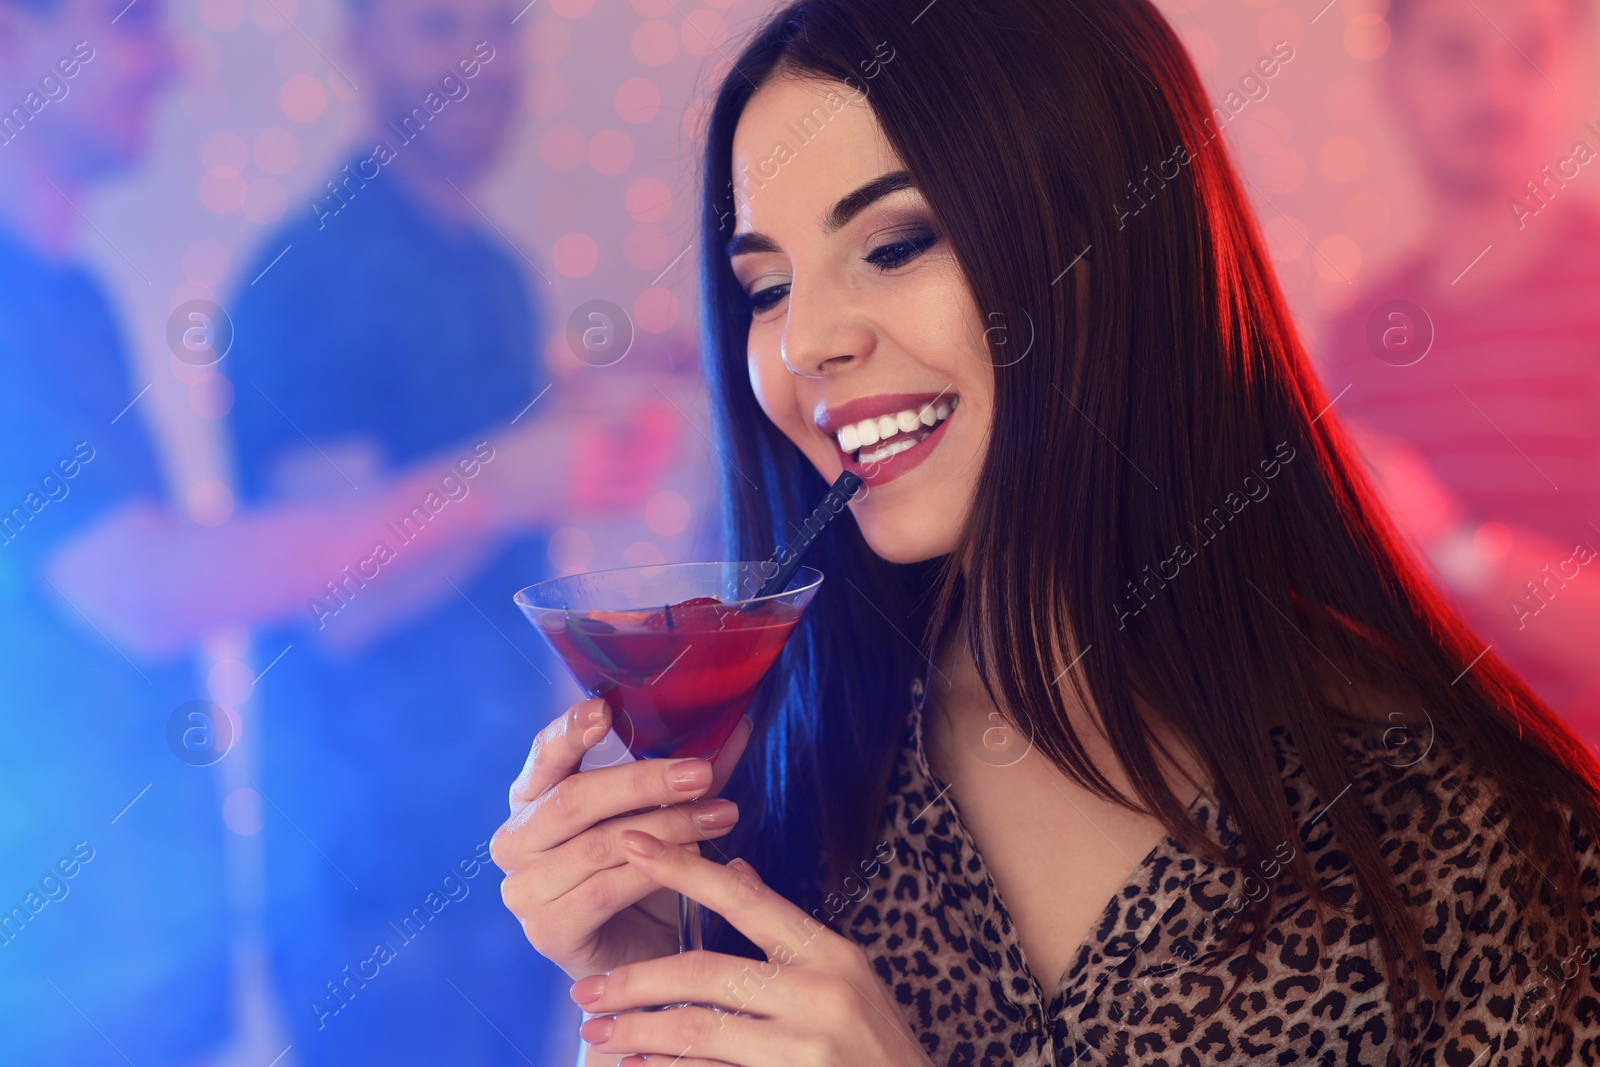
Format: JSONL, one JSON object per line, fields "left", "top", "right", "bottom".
{"left": 828, "top": 676, "right": 1600, "bottom": 1066}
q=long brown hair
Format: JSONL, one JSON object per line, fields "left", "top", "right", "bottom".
{"left": 693, "top": 0, "right": 1600, "bottom": 1039}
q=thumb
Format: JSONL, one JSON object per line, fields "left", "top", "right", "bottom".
{"left": 706, "top": 713, "right": 754, "bottom": 798}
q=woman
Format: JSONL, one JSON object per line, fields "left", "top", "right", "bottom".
{"left": 492, "top": 1, "right": 1600, "bottom": 1063}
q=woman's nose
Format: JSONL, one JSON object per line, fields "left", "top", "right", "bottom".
{"left": 779, "top": 284, "right": 873, "bottom": 378}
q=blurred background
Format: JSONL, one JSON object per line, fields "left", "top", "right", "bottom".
{"left": 1, "top": 0, "right": 1596, "bottom": 1063}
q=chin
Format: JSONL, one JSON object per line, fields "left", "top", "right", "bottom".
{"left": 851, "top": 507, "right": 957, "bottom": 565}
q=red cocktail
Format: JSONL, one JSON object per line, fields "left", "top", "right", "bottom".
{"left": 513, "top": 562, "right": 823, "bottom": 957}
{"left": 535, "top": 594, "right": 806, "bottom": 760}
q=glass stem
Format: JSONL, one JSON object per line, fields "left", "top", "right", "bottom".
{"left": 678, "top": 891, "right": 703, "bottom": 953}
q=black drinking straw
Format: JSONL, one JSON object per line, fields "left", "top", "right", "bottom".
{"left": 750, "top": 470, "right": 862, "bottom": 602}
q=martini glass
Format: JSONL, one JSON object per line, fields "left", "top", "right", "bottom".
{"left": 514, "top": 561, "right": 823, "bottom": 960}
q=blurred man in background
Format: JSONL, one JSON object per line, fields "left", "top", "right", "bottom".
{"left": 1322, "top": 0, "right": 1600, "bottom": 742}
{"left": 222, "top": 1, "right": 676, "bottom": 1062}
{"left": 0, "top": 1, "right": 232, "bottom": 1063}
{"left": 0, "top": 0, "right": 675, "bottom": 1062}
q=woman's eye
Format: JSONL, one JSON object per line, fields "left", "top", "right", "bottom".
{"left": 865, "top": 230, "right": 939, "bottom": 270}
{"left": 748, "top": 283, "right": 790, "bottom": 313}
{"left": 742, "top": 229, "right": 938, "bottom": 314}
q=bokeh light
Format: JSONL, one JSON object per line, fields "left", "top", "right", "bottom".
{"left": 208, "top": 658, "right": 255, "bottom": 706}
{"left": 197, "top": 0, "right": 246, "bottom": 32}
{"left": 633, "top": 20, "right": 678, "bottom": 66}
{"left": 548, "top": 526, "right": 595, "bottom": 573}
{"left": 278, "top": 74, "right": 327, "bottom": 123}
{"left": 223, "top": 788, "right": 264, "bottom": 836}
{"left": 1344, "top": 12, "right": 1392, "bottom": 61}
{"left": 644, "top": 490, "right": 691, "bottom": 537}
{"left": 200, "top": 168, "right": 249, "bottom": 213}
{"left": 625, "top": 176, "right": 672, "bottom": 223}
{"left": 252, "top": 127, "right": 301, "bottom": 175}
{"left": 615, "top": 76, "right": 662, "bottom": 124}
{"left": 250, "top": 0, "right": 297, "bottom": 33}
{"left": 587, "top": 129, "right": 635, "bottom": 175}
{"left": 680, "top": 10, "right": 729, "bottom": 57}
{"left": 552, "top": 231, "right": 600, "bottom": 277}
{"left": 187, "top": 479, "right": 236, "bottom": 526}
{"left": 189, "top": 373, "right": 236, "bottom": 421}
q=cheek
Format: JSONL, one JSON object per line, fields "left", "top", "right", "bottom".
{"left": 747, "top": 335, "right": 784, "bottom": 424}
{"left": 862, "top": 268, "right": 991, "bottom": 403}
{"left": 747, "top": 337, "right": 816, "bottom": 458}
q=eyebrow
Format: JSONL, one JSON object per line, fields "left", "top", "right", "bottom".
{"left": 724, "top": 169, "right": 917, "bottom": 259}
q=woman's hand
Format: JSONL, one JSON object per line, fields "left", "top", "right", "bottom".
{"left": 568, "top": 829, "right": 934, "bottom": 1067}
{"left": 491, "top": 697, "right": 752, "bottom": 980}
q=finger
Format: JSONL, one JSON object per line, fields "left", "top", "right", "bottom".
{"left": 538, "top": 798, "right": 740, "bottom": 899}
{"left": 508, "top": 753, "right": 718, "bottom": 856}
{"left": 510, "top": 698, "right": 610, "bottom": 810}
{"left": 531, "top": 863, "right": 673, "bottom": 946}
{"left": 511, "top": 716, "right": 752, "bottom": 857}
{"left": 617, "top": 1056, "right": 732, "bottom": 1067}
{"left": 618, "top": 833, "right": 829, "bottom": 961}
{"left": 571, "top": 949, "right": 785, "bottom": 1018}
{"left": 579, "top": 1004, "right": 767, "bottom": 1065}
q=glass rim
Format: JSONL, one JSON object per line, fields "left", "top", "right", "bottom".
{"left": 513, "top": 560, "right": 824, "bottom": 614}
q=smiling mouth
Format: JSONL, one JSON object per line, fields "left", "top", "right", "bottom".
{"left": 834, "top": 396, "right": 959, "bottom": 464}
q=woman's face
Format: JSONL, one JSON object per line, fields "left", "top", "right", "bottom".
{"left": 728, "top": 73, "right": 995, "bottom": 564}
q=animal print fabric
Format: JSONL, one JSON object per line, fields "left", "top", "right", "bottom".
{"left": 828, "top": 677, "right": 1600, "bottom": 1065}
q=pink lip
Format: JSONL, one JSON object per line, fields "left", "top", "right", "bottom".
{"left": 815, "top": 391, "right": 958, "bottom": 490}
{"left": 813, "top": 391, "right": 955, "bottom": 435}
{"left": 839, "top": 414, "right": 953, "bottom": 488}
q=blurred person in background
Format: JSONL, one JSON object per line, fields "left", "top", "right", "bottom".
{"left": 0, "top": 0, "right": 675, "bottom": 1062}
{"left": 1321, "top": 0, "right": 1600, "bottom": 743}
{"left": 221, "top": 0, "right": 679, "bottom": 1063}
{"left": 0, "top": 1, "right": 230, "bottom": 1064}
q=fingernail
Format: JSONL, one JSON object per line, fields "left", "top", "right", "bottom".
{"left": 728, "top": 857, "right": 759, "bottom": 880}
{"left": 692, "top": 799, "right": 738, "bottom": 829}
{"left": 620, "top": 829, "right": 666, "bottom": 857}
{"left": 579, "top": 1015, "right": 615, "bottom": 1043}
{"left": 667, "top": 758, "right": 712, "bottom": 791}
{"left": 581, "top": 725, "right": 608, "bottom": 748}
{"left": 569, "top": 974, "right": 606, "bottom": 1004}
{"left": 585, "top": 701, "right": 606, "bottom": 725}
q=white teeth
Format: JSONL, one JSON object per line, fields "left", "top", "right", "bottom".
{"left": 832, "top": 397, "right": 958, "bottom": 460}
{"left": 858, "top": 436, "right": 919, "bottom": 464}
